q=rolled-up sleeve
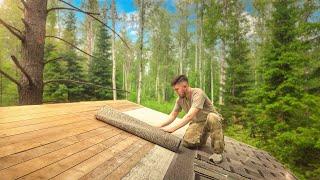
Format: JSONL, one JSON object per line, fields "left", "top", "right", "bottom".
{"left": 173, "top": 98, "right": 182, "bottom": 112}
{"left": 191, "top": 90, "right": 205, "bottom": 109}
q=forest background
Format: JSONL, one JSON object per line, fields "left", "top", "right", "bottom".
{"left": 0, "top": 0, "right": 319, "bottom": 179}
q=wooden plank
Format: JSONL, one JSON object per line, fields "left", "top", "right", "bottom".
{"left": 0, "top": 102, "right": 141, "bottom": 132}
{"left": 0, "top": 100, "right": 129, "bottom": 115}
{"left": 0, "top": 110, "right": 96, "bottom": 130}
{"left": 105, "top": 143, "right": 154, "bottom": 180}
{"left": 0, "top": 100, "right": 149, "bottom": 180}
{"left": 0, "top": 100, "right": 137, "bottom": 115}
{"left": 18, "top": 133, "right": 129, "bottom": 180}
{"left": 0, "top": 116, "right": 97, "bottom": 146}
{"left": 18, "top": 133, "right": 130, "bottom": 180}
{"left": 50, "top": 135, "right": 140, "bottom": 180}
{"left": 0, "top": 129, "right": 125, "bottom": 179}
{"left": 0, "top": 112, "right": 95, "bottom": 137}
{"left": 0, "top": 106, "right": 99, "bottom": 124}
{"left": 80, "top": 139, "right": 148, "bottom": 180}
{"left": 0, "top": 100, "right": 141, "bottom": 123}
{"left": 0, "top": 120, "right": 107, "bottom": 157}
{"left": 0, "top": 125, "right": 115, "bottom": 170}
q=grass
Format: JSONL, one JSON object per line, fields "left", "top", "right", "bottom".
{"left": 140, "top": 99, "right": 186, "bottom": 118}
{"left": 224, "top": 124, "right": 262, "bottom": 148}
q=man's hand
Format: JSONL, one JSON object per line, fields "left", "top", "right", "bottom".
{"left": 154, "top": 124, "right": 163, "bottom": 128}
{"left": 154, "top": 110, "right": 179, "bottom": 129}
{"left": 160, "top": 126, "right": 174, "bottom": 133}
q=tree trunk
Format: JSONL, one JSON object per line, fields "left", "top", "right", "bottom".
{"left": 211, "top": 49, "right": 214, "bottom": 102}
{"left": 195, "top": 2, "right": 199, "bottom": 88}
{"left": 219, "top": 39, "right": 226, "bottom": 105}
{"left": 111, "top": 0, "right": 117, "bottom": 100}
{"left": 122, "top": 62, "right": 125, "bottom": 90}
{"left": 156, "top": 61, "right": 160, "bottom": 102}
{"left": 179, "top": 41, "right": 183, "bottom": 74}
{"left": 199, "top": 0, "right": 204, "bottom": 90}
{"left": 18, "top": 0, "right": 48, "bottom": 105}
{"left": 86, "top": 19, "right": 94, "bottom": 68}
{"left": 137, "top": 0, "right": 145, "bottom": 104}
{"left": 0, "top": 58, "right": 2, "bottom": 105}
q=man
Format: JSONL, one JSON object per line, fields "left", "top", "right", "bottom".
{"left": 156, "top": 75, "right": 225, "bottom": 163}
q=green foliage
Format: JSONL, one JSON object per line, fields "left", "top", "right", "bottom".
{"left": 88, "top": 23, "right": 113, "bottom": 100}
{"left": 244, "top": 1, "right": 320, "bottom": 179}
{"left": 43, "top": 43, "right": 68, "bottom": 102}
{"left": 218, "top": 1, "right": 253, "bottom": 125}
{"left": 60, "top": 11, "right": 86, "bottom": 102}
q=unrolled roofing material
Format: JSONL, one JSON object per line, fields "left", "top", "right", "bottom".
{"left": 96, "top": 106, "right": 182, "bottom": 152}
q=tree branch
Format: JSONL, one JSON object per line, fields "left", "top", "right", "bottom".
{"left": 20, "top": 0, "right": 28, "bottom": 9}
{"left": 21, "top": 18, "right": 29, "bottom": 30}
{"left": 45, "top": 35, "right": 97, "bottom": 58}
{"left": 10, "top": 55, "right": 33, "bottom": 85}
{"left": 43, "top": 79, "right": 130, "bottom": 93}
{"left": 0, "top": 18, "right": 25, "bottom": 41}
{"left": 7, "top": 24, "right": 22, "bottom": 34}
{"left": 18, "top": 6, "right": 24, "bottom": 12}
{"left": 47, "top": 7, "right": 100, "bottom": 15}
{"left": 44, "top": 57, "right": 64, "bottom": 65}
{"left": 0, "top": 69, "right": 21, "bottom": 87}
{"left": 58, "top": 0, "right": 131, "bottom": 51}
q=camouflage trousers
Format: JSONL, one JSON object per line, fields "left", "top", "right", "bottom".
{"left": 182, "top": 112, "right": 225, "bottom": 154}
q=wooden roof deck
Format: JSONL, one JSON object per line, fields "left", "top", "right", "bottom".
{"left": 0, "top": 100, "right": 154, "bottom": 179}
{"left": 0, "top": 100, "right": 296, "bottom": 180}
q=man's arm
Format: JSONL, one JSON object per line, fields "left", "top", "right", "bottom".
{"left": 155, "top": 110, "right": 179, "bottom": 128}
{"left": 161, "top": 107, "right": 200, "bottom": 133}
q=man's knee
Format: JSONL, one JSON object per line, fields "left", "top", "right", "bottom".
{"left": 206, "top": 113, "right": 222, "bottom": 130}
{"left": 182, "top": 139, "right": 201, "bottom": 149}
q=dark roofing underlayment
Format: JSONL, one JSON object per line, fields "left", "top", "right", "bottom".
{"left": 165, "top": 136, "right": 297, "bottom": 180}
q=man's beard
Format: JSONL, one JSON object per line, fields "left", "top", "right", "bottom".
{"left": 179, "top": 93, "right": 186, "bottom": 98}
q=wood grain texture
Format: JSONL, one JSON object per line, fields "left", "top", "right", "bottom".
{"left": 0, "top": 100, "right": 153, "bottom": 180}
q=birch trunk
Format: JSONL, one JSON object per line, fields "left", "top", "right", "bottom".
{"left": 111, "top": 0, "right": 117, "bottom": 100}
{"left": 219, "top": 39, "right": 226, "bottom": 105}
{"left": 86, "top": 18, "right": 93, "bottom": 68}
{"left": 179, "top": 41, "right": 183, "bottom": 74}
{"left": 195, "top": 2, "right": 199, "bottom": 87}
{"left": 211, "top": 51, "right": 214, "bottom": 102}
{"left": 137, "top": 0, "right": 145, "bottom": 104}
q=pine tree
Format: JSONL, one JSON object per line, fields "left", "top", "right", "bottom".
{"left": 43, "top": 1, "right": 68, "bottom": 102}
{"left": 222, "top": 1, "right": 253, "bottom": 124}
{"left": 61, "top": 11, "right": 86, "bottom": 102}
{"left": 43, "top": 43, "right": 68, "bottom": 102}
{"left": 88, "top": 12, "right": 113, "bottom": 100}
{"left": 248, "top": 1, "right": 320, "bottom": 178}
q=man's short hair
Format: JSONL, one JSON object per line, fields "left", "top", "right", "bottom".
{"left": 171, "top": 75, "right": 188, "bottom": 86}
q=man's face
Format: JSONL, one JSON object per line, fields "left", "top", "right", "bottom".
{"left": 173, "top": 81, "right": 189, "bottom": 98}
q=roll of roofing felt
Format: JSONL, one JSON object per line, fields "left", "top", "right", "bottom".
{"left": 96, "top": 106, "right": 181, "bottom": 152}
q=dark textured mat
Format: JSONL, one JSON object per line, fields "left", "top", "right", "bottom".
{"left": 164, "top": 145, "right": 195, "bottom": 180}
{"left": 96, "top": 106, "right": 181, "bottom": 152}
{"left": 164, "top": 137, "right": 297, "bottom": 180}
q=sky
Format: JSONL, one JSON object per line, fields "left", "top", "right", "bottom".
{"left": 71, "top": 0, "right": 255, "bottom": 42}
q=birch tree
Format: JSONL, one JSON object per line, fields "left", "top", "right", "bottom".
{"left": 136, "top": 0, "right": 145, "bottom": 104}
{"left": 82, "top": 0, "right": 99, "bottom": 70}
